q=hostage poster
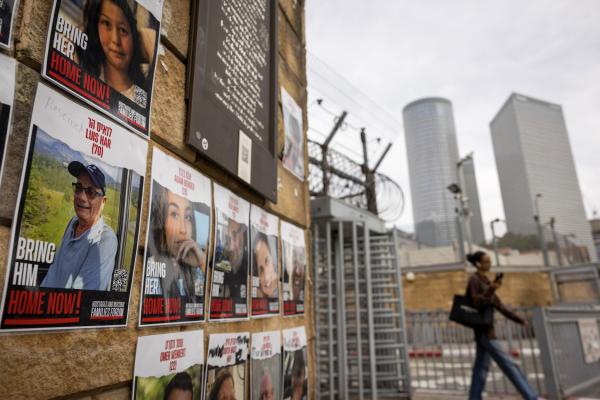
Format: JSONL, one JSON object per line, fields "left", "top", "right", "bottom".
{"left": 0, "top": 0, "right": 19, "bottom": 49}
{"left": 140, "top": 147, "right": 212, "bottom": 326}
{"left": 250, "top": 205, "right": 279, "bottom": 318}
{"left": 0, "top": 52, "right": 16, "bottom": 184}
{"left": 133, "top": 330, "right": 204, "bottom": 400}
{"left": 0, "top": 83, "right": 147, "bottom": 331}
{"left": 281, "top": 87, "right": 304, "bottom": 181}
{"left": 282, "top": 327, "right": 307, "bottom": 400}
{"left": 251, "top": 330, "right": 282, "bottom": 400}
{"left": 42, "top": 0, "right": 164, "bottom": 137}
{"left": 205, "top": 332, "right": 249, "bottom": 400}
{"left": 209, "top": 184, "right": 249, "bottom": 321}
{"left": 281, "top": 221, "right": 306, "bottom": 316}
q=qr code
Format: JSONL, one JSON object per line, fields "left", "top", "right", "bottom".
{"left": 111, "top": 268, "right": 129, "bottom": 292}
{"left": 241, "top": 145, "right": 249, "bottom": 163}
{"left": 134, "top": 86, "right": 147, "bottom": 108}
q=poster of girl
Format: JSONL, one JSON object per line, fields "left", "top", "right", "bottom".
{"left": 42, "top": 0, "right": 164, "bottom": 136}
{"left": 250, "top": 205, "right": 280, "bottom": 317}
{"left": 281, "top": 221, "right": 306, "bottom": 316}
{"left": 139, "top": 147, "right": 212, "bottom": 326}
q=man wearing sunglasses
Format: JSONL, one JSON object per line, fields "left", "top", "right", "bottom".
{"left": 41, "top": 161, "right": 117, "bottom": 291}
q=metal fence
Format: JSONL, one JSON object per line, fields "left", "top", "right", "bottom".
{"left": 534, "top": 306, "right": 600, "bottom": 399}
{"left": 405, "top": 308, "right": 545, "bottom": 396}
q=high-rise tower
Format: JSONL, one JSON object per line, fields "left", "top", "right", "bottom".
{"left": 490, "top": 93, "right": 596, "bottom": 261}
{"left": 403, "top": 98, "right": 461, "bottom": 247}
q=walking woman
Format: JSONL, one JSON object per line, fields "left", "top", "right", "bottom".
{"left": 466, "top": 251, "right": 542, "bottom": 400}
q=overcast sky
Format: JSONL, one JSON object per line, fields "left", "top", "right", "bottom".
{"left": 305, "top": 0, "right": 600, "bottom": 239}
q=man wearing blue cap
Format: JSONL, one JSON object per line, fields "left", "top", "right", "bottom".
{"left": 41, "top": 161, "right": 118, "bottom": 291}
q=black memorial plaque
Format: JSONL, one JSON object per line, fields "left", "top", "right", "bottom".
{"left": 187, "top": 0, "right": 278, "bottom": 201}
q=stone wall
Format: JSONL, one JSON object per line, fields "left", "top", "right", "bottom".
{"left": 402, "top": 269, "right": 554, "bottom": 311}
{"left": 0, "top": 1, "right": 313, "bottom": 399}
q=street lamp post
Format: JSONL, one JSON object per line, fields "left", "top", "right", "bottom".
{"left": 447, "top": 183, "right": 466, "bottom": 261}
{"left": 457, "top": 153, "right": 473, "bottom": 254}
{"left": 491, "top": 218, "right": 502, "bottom": 266}
{"left": 534, "top": 193, "right": 549, "bottom": 266}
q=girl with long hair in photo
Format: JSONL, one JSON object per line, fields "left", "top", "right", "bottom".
{"left": 78, "top": 0, "right": 148, "bottom": 99}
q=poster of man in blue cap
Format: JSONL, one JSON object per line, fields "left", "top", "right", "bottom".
{"left": 40, "top": 161, "right": 118, "bottom": 291}
{"left": 0, "top": 83, "right": 148, "bottom": 331}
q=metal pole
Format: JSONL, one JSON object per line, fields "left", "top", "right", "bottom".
{"left": 549, "top": 217, "right": 562, "bottom": 267}
{"left": 455, "top": 210, "right": 465, "bottom": 261}
{"left": 491, "top": 218, "right": 500, "bottom": 266}
{"left": 321, "top": 111, "right": 348, "bottom": 196}
{"left": 325, "top": 222, "right": 335, "bottom": 400}
{"left": 335, "top": 221, "right": 348, "bottom": 399}
{"left": 534, "top": 194, "right": 550, "bottom": 266}
{"left": 360, "top": 128, "right": 378, "bottom": 215}
{"left": 351, "top": 222, "right": 364, "bottom": 400}
{"left": 363, "top": 226, "right": 378, "bottom": 399}
{"left": 457, "top": 156, "right": 473, "bottom": 254}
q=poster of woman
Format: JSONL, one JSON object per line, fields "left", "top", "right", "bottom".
{"left": 0, "top": 52, "right": 16, "bottom": 185}
{"left": 42, "top": 0, "right": 164, "bottom": 136}
{"left": 0, "top": 0, "right": 19, "bottom": 49}
{"left": 251, "top": 330, "right": 282, "bottom": 400}
{"left": 209, "top": 184, "right": 250, "bottom": 321}
{"left": 133, "top": 330, "right": 204, "bottom": 400}
{"left": 139, "top": 147, "right": 212, "bottom": 326}
{"left": 0, "top": 83, "right": 147, "bottom": 331}
{"left": 204, "top": 332, "right": 249, "bottom": 400}
{"left": 282, "top": 327, "right": 307, "bottom": 400}
{"left": 281, "top": 221, "right": 306, "bottom": 316}
{"left": 250, "top": 205, "right": 279, "bottom": 318}
{"left": 281, "top": 87, "right": 304, "bottom": 181}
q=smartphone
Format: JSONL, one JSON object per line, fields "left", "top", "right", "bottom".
{"left": 494, "top": 273, "right": 504, "bottom": 283}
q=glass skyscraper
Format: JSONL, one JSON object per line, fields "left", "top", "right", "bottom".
{"left": 490, "top": 93, "right": 596, "bottom": 261}
{"left": 403, "top": 98, "right": 461, "bottom": 247}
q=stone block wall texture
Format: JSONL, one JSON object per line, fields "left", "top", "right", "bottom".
{"left": 402, "top": 270, "right": 555, "bottom": 311}
{"left": 0, "top": 0, "right": 312, "bottom": 399}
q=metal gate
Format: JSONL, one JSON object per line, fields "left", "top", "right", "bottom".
{"left": 534, "top": 306, "right": 600, "bottom": 399}
{"left": 313, "top": 206, "right": 411, "bottom": 399}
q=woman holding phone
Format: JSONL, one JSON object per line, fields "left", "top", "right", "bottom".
{"left": 465, "top": 251, "right": 543, "bottom": 400}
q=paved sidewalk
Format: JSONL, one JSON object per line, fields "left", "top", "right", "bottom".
{"left": 412, "top": 389, "right": 600, "bottom": 400}
{"left": 412, "top": 390, "right": 521, "bottom": 399}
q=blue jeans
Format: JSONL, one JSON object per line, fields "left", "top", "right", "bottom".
{"left": 468, "top": 335, "right": 538, "bottom": 400}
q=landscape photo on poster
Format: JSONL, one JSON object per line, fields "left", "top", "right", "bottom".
{"left": 0, "top": 52, "right": 16, "bottom": 184}
{"left": 209, "top": 184, "right": 250, "bottom": 321}
{"left": 281, "top": 221, "right": 306, "bottom": 316}
{"left": 282, "top": 327, "right": 308, "bottom": 400}
{"left": 281, "top": 87, "right": 304, "bottom": 181}
{"left": 0, "top": 0, "right": 19, "bottom": 49}
{"left": 204, "top": 332, "right": 249, "bottom": 400}
{"left": 0, "top": 83, "right": 147, "bottom": 331}
{"left": 250, "top": 204, "right": 280, "bottom": 318}
{"left": 251, "top": 330, "right": 282, "bottom": 400}
{"left": 133, "top": 330, "right": 204, "bottom": 400}
{"left": 42, "top": 0, "right": 164, "bottom": 136}
{"left": 140, "top": 147, "right": 212, "bottom": 326}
